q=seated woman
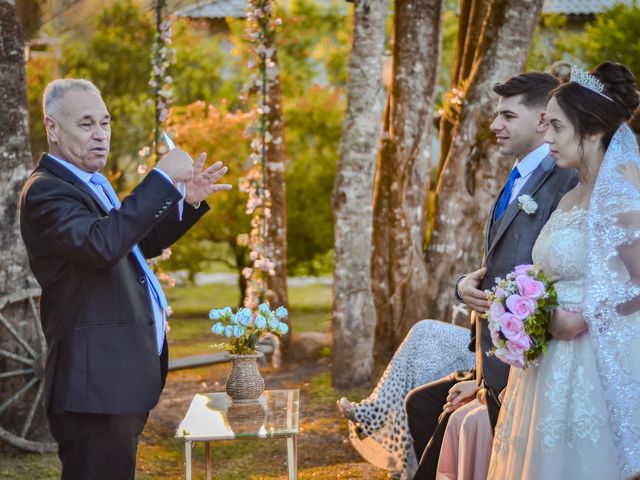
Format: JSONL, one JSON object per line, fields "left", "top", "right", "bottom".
{"left": 436, "top": 394, "right": 493, "bottom": 480}
{"left": 337, "top": 319, "right": 475, "bottom": 479}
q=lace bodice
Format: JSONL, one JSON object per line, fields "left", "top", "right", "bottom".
{"left": 532, "top": 206, "right": 588, "bottom": 310}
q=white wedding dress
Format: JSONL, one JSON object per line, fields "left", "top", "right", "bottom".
{"left": 488, "top": 205, "right": 640, "bottom": 479}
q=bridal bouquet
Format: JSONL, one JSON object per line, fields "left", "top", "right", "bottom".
{"left": 485, "top": 264, "right": 557, "bottom": 368}
{"left": 210, "top": 303, "right": 289, "bottom": 354}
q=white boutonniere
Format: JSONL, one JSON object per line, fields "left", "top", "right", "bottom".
{"left": 517, "top": 195, "right": 537, "bottom": 214}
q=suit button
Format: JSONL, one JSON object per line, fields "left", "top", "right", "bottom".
{"left": 154, "top": 212, "right": 160, "bottom": 218}
{"left": 149, "top": 321, "right": 155, "bottom": 327}
{"left": 138, "top": 276, "right": 146, "bottom": 284}
{"left": 166, "top": 199, "right": 173, "bottom": 205}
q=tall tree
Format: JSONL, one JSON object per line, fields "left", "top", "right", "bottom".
{"left": 371, "top": 0, "right": 444, "bottom": 357}
{"left": 0, "top": 1, "right": 32, "bottom": 288}
{"left": 424, "top": 0, "right": 545, "bottom": 322}
{"left": 264, "top": 44, "right": 290, "bottom": 346}
{"left": 332, "top": 0, "right": 388, "bottom": 388}
{"left": 0, "top": 0, "right": 53, "bottom": 451}
{"left": 435, "top": 0, "right": 489, "bottom": 178}
{"left": 14, "top": 0, "right": 46, "bottom": 40}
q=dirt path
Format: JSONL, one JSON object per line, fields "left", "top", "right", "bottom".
{"left": 0, "top": 357, "right": 390, "bottom": 479}
{"left": 137, "top": 358, "right": 390, "bottom": 480}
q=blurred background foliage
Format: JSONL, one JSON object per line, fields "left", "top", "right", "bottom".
{"left": 24, "top": 0, "right": 640, "bottom": 291}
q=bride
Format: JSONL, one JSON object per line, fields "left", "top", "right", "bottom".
{"left": 488, "top": 62, "right": 640, "bottom": 479}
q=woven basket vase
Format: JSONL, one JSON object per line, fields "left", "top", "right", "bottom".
{"left": 225, "top": 352, "right": 265, "bottom": 403}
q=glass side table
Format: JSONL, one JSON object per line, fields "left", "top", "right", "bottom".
{"left": 176, "top": 389, "right": 300, "bottom": 480}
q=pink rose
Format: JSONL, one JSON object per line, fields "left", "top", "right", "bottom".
{"left": 490, "top": 327, "right": 501, "bottom": 344}
{"left": 499, "top": 313, "right": 525, "bottom": 341}
{"left": 514, "top": 264, "right": 535, "bottom": 276}
{"left": 488, "top": 301, "right": 506, "bottom": 323}
{"left": 507, "top": 335, "right": 532, "bottom": 354}
{"left": 495, "top": 347, "right": 525, "bottom": 368}
{"left": 505, "top": 294, "right": 536, "bottom": 319}
{"left": 516, "top": 275, "right": 546, "bottom": 300}
{"left": 494, "top": 346, "right": 509, "bottom": 360}
{"left": 505, "top": 351, "right": 525, "bottom": 368}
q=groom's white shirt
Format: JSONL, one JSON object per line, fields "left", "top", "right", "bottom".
{"left": 508, "top": 143, "right": 550, "bottom": 203}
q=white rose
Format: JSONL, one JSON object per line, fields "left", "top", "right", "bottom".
{"left": 518, "top": 195, "right": 537, "bottom": 214}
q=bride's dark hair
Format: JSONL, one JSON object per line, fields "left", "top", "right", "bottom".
{"left": 551, "top": 62, "right": 639, "bottom": 151}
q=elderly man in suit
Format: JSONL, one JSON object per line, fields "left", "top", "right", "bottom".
{"left": 19, "top": 78, "right": 231, "bottom": 479}
{"left": 406, "top": 72, "right": 578, "bottom": 480}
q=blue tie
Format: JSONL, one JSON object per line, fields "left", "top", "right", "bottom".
{"left": 494, "top": 167, "right": 521, "bottom": 220}
{"left": 89, "top": 172, "right": 168, "bottom": 353}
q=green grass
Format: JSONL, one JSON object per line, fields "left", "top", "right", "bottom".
{"left": 167, "top": 282, "right": 332, "bottom": 358}
{"left": 166, "top": 283, "right": 240, "bottom": 318}
{"left": 0, "top": 367, "right": 379, "bottom": 480}
{"left": 0, "top": 452, "right": 60, "bottom": 479}
{"left": 306, "top": 371, "right": 372, "bottom": 407}
{"left": 1, "top": 280, "right": 343, "bottom": 479}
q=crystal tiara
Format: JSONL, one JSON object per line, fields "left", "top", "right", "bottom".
{"left": 569, "top": 65, "right": 614, "bottom": 102}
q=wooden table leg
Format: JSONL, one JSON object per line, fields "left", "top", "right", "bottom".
{"left": 185, "top": 441, "right": 192, "bottom": 480}
{"left": 287, "top": 436, "right": 297, "bottom": 480}
{"left": 205, "top": 442, "right": 212, "bottom": 480}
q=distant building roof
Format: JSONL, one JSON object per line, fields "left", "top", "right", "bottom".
{"left": 175, "top": 0, "right": 350, "bottom": 19}
{"left": 175, "top": 0, "right": 637, "bottom": 20}
{"left": 543, "top": 0, "right": 636, "bottom": 15}
{"left": 175, "top": 0, "right": 247, "bottom": 19}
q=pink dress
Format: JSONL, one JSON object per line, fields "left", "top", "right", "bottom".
{"left": 436, "top": 399, "right": 493, "bottom": 480}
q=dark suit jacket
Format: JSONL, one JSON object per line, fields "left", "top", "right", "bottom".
{"left": 20, "top": 154, "right": 209, "bottom": 415}
{"left": 477, "top": 154, "right": 577, "bottom": 392}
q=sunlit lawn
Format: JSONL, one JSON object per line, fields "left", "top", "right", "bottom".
{"left": 0, "top": 279, "right": 390, "bottom": 479}
{"left": 167, "top": 282, "right": 332, "bottom": 358}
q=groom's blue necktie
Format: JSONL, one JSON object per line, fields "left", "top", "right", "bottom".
{"left": 89, "top": 172, "right": 167, "bottom": 353}
{"left": 494, "top": 167, "right": 521, "bottom": 220}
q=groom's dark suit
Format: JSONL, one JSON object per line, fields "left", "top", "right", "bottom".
{"left": 409, "top": 154, "right": 577, "bottom": 480}
{"left": 20, "top": 154, "right": 209, "bottom": 477}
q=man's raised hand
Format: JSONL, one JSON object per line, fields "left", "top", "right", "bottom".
{"left": 156, "top": 148, "right": 194, "bottom": 183}
{"left": 185, "top": 153, "right": 232, "bottom": 206}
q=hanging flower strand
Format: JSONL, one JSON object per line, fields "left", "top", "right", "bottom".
{"left": 150, "top": 0, "right": 176, "bottom": 160}
{"left": 136, "top": 1, "right": 177, "bottom": 322}
{"left": 237, "top": 0, "right": 282, "bottom": 310}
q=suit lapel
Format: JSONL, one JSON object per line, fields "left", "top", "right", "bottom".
{"left": 39, "top": 154, "right": 110, "bottom": 215}
{"left": 485, "top": 154, "right": 556, "bottom": 259}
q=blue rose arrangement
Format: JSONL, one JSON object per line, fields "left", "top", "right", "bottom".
{"left": 210, "top": 303, "right": 289, "bottom": 354}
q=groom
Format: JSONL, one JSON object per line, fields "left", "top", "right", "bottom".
{"left": 407, "top": 71, "right": 578, "bottom": 479}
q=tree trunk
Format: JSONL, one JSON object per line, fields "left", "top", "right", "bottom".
{"left": 436, "top": 0, "right": 489, "bottom": 174}
{"left": 331, "top": 0, "right": 388, "bottom": 389}
{"left": 424, "top": 0, "right": 545, "bottom": 322}
{"left": 371, "top": 0, "right": 444, "bottom": 358}
{"left": 231, "top": 242, "right": 248, "bottom": 307}
{"left": 0, "top": 1, "right": 32, "bottom": 291}
{"left": 0, "top": 0, "right": 53, "bottom": 450}
{"left": 264, "top": 42, "right": 290, "bottom": 348}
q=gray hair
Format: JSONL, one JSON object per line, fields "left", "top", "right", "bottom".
{"left": 43, "top": 79, "right": 102, "bottom": 118}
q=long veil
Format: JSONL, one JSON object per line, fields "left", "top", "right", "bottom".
{"left": 584, "top": 123, "right": 640, "bottom": 478}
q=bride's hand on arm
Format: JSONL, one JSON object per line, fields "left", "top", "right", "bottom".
{"left": 549, "top": 308, "right": 588, "bottom": 341}
{"left": 442, "top": 380, "right": 478, "bottom": 414}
